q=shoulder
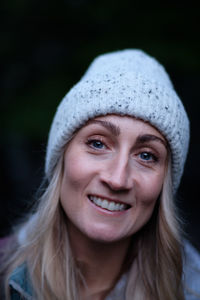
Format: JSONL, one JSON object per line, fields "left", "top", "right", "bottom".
{"left": 183, "top": 239, "right": 200, "bottom": 299}
{"left": 9, "top": 264, "right": 33, "bottom": 300}
{"left": 106, "top": 240, "right": 200, "bottom": 300}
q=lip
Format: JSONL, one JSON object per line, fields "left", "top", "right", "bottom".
{"left": 87, "top": 194, "right": 131, "bottom": 215}
{"left": 88, "top": 194, "right": 130, "bottom": 206}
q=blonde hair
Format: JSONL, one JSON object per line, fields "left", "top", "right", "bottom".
{"left": 1, "top": 154, "right": 184, "bottom": 300}
{"left": 126, "top": 157, "right": 184, "bottom": 299}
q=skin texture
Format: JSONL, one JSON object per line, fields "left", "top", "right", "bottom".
{"left": 60, "top": 115, "right": 168, "bottom": 299}
{"left": 60, "top": 114, "right": 167, "bottom": 243}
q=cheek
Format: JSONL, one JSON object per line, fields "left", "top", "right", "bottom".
{"left": 63, "top": 154, "right": 85, "bottom": 187}
{"left": 138, "top": 171, "right": 165, "bottom": 205}
{"left": 60, "top": 155, "right": 84, "bottom": 216}
{"left": 131, "top": 174, "right": 163, "bottom": 233}
{"left": 61, "top": 151, "right": 96, "bottom": 195}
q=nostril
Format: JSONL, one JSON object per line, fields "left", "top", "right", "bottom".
{"left": 100, "top": 157, "right": 132, "bottom": 190}
{"left": 103, "top": 176, "right": 132, "bottom": 192}
{"left": 101, "top": 180, "right": 131, "bottom": 193}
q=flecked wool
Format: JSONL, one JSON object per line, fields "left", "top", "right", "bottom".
{"left": 45, "top": 49, "right": 190, "bottom": 192}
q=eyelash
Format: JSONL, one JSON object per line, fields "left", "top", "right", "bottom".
{"left": 86, "top": 139, "right": 107, "bottom": 150}
{"left": 139, "top": 151, "right": 158, "bottom": 163}
{"left": 86, "top": 139, "right": 159, "bottom": 164}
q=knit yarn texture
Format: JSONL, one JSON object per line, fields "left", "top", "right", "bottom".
{"left": 45, "top": 49, "right": 190, "bottom": 192}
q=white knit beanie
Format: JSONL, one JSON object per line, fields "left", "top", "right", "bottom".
{"left": 45, "top": 49, "right": 190, "bottom": 192}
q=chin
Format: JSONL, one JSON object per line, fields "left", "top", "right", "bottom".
{"left": 84, "top": 227, "right": 129, "bottom": 244}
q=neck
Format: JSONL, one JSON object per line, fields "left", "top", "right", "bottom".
{"left": 67, "top": 222, "right": 131, "bottom": 300}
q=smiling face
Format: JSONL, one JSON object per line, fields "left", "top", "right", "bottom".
{"left": 60, "top": 115, "right": 168, "bottom": 243}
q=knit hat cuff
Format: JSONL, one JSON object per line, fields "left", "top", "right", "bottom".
{"left": 45, "top": 72, "right": 190, "bottom": 191}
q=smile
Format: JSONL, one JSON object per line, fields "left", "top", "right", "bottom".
{"left": 88, "top": 195, "right": 130, "bottom": 212}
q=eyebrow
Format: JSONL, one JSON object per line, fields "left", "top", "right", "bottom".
{"left": 136, "top": 134, "right": 168, "bottom": 149}
{"left": 87, "top": 120, "right": 167, "bottom": 149}
{"left": 87, "top": 120, "right": 120, "bottom": 136}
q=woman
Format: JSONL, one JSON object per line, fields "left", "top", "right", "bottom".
{"left": 1, "top": 49, "right": 200, "bottom": 299}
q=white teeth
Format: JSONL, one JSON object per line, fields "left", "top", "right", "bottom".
{"left": 102, "top": 200, "right": 108, "bottom": 208}
{"left": 89, "top": 196, "right": 127, "bottom": 212}
{"left": 120, "top": 204, "right": 125, "bottom": 211}
{"left": 108, "top": 202, "right": 115, "bottom": 211}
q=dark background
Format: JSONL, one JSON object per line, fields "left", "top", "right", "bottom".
{"left": 1, "top": 1, "right": 200, "bottom": 250}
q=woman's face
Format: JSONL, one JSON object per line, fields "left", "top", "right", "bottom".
{"left": 60, "top": 115, "right": 168, "bottom": 243}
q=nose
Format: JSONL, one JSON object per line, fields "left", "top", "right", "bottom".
{"left": 100, "top": 152, "right": 133, "bottom": 191}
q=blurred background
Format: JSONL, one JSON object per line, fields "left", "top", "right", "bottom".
{"left": 1, "top": 1, "right": 200, "bottom": 250}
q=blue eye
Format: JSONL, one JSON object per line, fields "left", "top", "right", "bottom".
{"left": 89, "top": 140, "right": 105, "bottom": 149}
{"left": 140, "top": 152, "right": 155, "bottom": 161}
